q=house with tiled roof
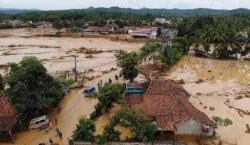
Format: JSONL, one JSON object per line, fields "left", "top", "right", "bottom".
{"left": 0, "top": 96, "right": 17, "bottom": 141}
{"left": 125, "top": 79, "right": 214, "bottom": 139}
{"left": 130, "top": 27, "right": 158, "bottom": 39}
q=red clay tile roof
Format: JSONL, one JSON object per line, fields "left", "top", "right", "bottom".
{"left": 0, "top": 97, "right": 17, "bottom": 132}
{"left": 131, "top": 79, "right": 213, "bottom": 131}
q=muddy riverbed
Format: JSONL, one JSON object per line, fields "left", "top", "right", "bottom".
{"left": 164, "top": 56, "right": 250, "bottom": 145}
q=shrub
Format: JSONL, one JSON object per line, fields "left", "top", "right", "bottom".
{"left": 224, "top": 118, "right": 233, "bottom": 126}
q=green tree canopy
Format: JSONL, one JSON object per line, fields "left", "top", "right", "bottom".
{"left": 5, "top": 57, "right": 64, "bottom": 122}
{"left": 98, "top": 83, "right": 124, "bottom": 111}
{"left": 116, "top": 50, "right": 139, "bottom": 82}
{"left": 159, "top": 45, "right": 182, "bottom": 66}
{"left": 72, "top": 117, "right": 96, "bottom": 141}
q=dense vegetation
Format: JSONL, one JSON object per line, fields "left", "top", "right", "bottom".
{"left": 72, "top": 117, "right": 96, "bottom": 142}
{"left": 1, "top": 10, "right": 155, "bottom": 28}
{"left": 116, "top": 40, "right": 188, "bottom": 81}
{"left": 90, "top": 83, "right": 124, "bottom": 119}
{"left": 73, "top": 108, "right": 157, "bottom": 144}
{"left": 178, "top": 15, "right": 250, "bottom": 58}
{"left": 99, "top": 108, "right": 157, "bottom": 143}
{"left": 5, "top": 57, "right": 64, "bottom": 124}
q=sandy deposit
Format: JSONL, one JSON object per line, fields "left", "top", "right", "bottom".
{"left": 164, "top": 56, "right": 250, "bottom": 145}
{"left": 0, "top": 36, "right": 143, "bottom": 74}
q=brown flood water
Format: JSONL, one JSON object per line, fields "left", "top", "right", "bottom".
{"left": 0, "top": 35, "right": 143, "bottom": 145}
{"left": 164, "top": 56, "right": 250, "bottom": 145}
{"left": 0, "top": 36, "right": 143, "bottom": 74}
{"left": 94, "top": 104, "right": 131, "bottom": 141}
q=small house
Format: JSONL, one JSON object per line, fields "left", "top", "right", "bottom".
{"left": 125, "top": 79, "right": 214, "bottom": 140}
{"left": 130, "top": 27, "right": 158, "bottom": 39}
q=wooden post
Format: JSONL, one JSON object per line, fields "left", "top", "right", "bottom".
{"left": 74, "top": 55, "right": 77, "bottom": 82}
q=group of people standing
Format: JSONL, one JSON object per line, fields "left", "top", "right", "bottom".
{"left": 39, "top": 118, "right": 63, "bottom": 145}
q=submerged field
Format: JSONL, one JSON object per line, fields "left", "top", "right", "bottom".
{"left": 164, "top": 56, "right": 250, "bottom": 145}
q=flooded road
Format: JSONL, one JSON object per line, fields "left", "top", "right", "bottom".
{"left": 0, "top": 34, "right": 143, "bottom": 145}
{"left": 2, "top": 68, "right": 122, "bottom": 145}
{"left": 164, "top": 56, "right": 250, "bottom": 145}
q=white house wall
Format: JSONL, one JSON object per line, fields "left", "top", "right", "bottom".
{"left": 175, "top": 118, "right": 214, "bottom": 137}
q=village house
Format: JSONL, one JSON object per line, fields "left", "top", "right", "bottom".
{"left": 0, "top": 97, "right": 17, "bottom": 141}
{"left": 125, "top": 79, "right": 214, "bottom": 140}
{"left": 130, "top": 27, "right": 158, "bottom": 39}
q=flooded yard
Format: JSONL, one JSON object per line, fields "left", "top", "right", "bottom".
{"left": 0, "top": 34, "right": 143, "bottom": 145}
{"left": 164, "top": 56, "right": 250, "bottom": 145}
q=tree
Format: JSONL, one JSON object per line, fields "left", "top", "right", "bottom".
{"left": 98, "top": 83, "right": 123, "bottom": 111}
{"left": 139, "top": 42, "right": 160, "bottom": 58}
{"left": 102, "top": 124, "right": 121, "bottom": 142}
{"left": 72, "top": 117, "right": 95, "bottom": 141}
{"left": 116, "top": 50, "right": 139, "bottom": 82}
{"left": 111, "top": 108, "right": 157, "bottom": 142}
{"left": 5, "top": 57, "right": 64, "bottom": 122}
{"left": 159, "top": 45, "right": 182, "bottom": 66}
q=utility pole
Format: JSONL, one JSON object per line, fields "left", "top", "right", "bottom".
{"left": 74, "top": 55, "right": 77, "bottom": 82}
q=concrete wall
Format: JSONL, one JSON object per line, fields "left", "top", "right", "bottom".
{"left": 175, "top": 118, "right": 214, "bottom": 137}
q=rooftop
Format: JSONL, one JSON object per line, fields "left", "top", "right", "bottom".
{"left": 129, "top": 79, "right": 213, "bottom": 131}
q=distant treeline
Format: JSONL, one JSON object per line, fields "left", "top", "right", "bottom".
{"left": 1, "top": 7, "right": 250, "bottom": 16}
{"left": 0, "top": 10, "right": 157, "bottom": 29}
{"left": 1, "top": 8, "right": 250, "bottom": 29}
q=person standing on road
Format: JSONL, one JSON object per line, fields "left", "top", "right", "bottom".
{"left": 59, "top": 131, "right": 63, "bottom": 139}
{"left": 49, "top": 138, "right": 53, "bottom": 145}
{"left": 56, "top": 128, "right": 60, "bottom": 136}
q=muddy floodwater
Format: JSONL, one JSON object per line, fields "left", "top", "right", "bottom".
{"left": 0, "top": 34, "right": 143, "bottom": 145}
{"left": 0, "top": 36, "right": 143, "bottom": 74}
{"left": 164, "top": 56, "right": 250, "bottom": 145}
